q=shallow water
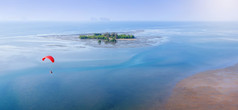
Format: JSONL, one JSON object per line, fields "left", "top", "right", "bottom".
{"left": 0, "top": 22, "right": 238, "bottom": 110}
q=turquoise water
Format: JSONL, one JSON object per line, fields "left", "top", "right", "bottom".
{"left": 0, "top": 22, "right": 238, "bottom": 110}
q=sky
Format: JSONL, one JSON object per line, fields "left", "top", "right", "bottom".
{"left": 0, "top": 0, "right": 238, "bottom": 21}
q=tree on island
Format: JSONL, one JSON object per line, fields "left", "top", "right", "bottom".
{"left": 98, "top": 40, "right": 102, "bottom": 44}
{"left": 103, "top": 32, "right": 110, "bottom": 38}
{"left": 111, "top": 37, "right": 116, "bottom": 42}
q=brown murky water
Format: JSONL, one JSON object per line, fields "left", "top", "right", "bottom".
{"left": 163, "top": 64, "right": 238, "bottom": 110}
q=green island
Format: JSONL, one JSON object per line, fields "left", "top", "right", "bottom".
{"left": 79, "top": 32, "right": 135, "bottom": 44}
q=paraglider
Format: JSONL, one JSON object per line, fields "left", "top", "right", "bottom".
{"left": 42, "top": 55, "right": 55, "bottom": 74}
{"left": 42, "top": 56, "right": 55, "bottom": 63}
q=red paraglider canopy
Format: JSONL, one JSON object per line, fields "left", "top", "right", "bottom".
{"left": 42, "top": 56, "right": 55, "bottom": 63}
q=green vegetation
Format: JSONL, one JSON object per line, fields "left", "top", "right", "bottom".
{"left": 79, "top": 32, "right": 135, "bottom": 43}
{"left": 98, "top": 40, "right": 102, "bottom": 44}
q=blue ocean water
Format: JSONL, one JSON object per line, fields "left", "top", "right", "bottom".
{"left": 0, "top": 22, "right": 238, "bottom": 110}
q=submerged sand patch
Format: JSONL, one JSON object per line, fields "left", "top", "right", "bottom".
{"left": 163, "top": 64, "right": 238, "bottom": 110}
